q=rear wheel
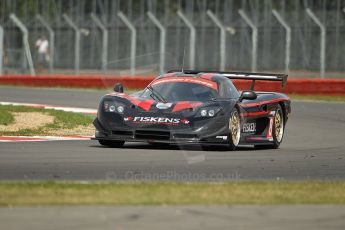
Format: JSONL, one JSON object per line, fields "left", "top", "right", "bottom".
{"left": 228, "top": 109, "right": 241, "bottom": 150}
{"left": 98, "top": 140, "right": 125, "bottom": 148}
{"left": 255, "top": 104, "right": 285, "bottom": 149}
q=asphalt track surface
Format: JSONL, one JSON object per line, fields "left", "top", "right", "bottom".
{"left": 0, "top": 86, "right": 345, "bottom": 180}
{"left": 1, "top": 205, "right": 345, "bottom": 230}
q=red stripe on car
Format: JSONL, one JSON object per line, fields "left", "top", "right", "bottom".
{"left": 172, "top": 101, "right": 203, "bottom": 112}
{"left": 240, "top": 111, "right": 270, "bottom": 117}
{"left": 151, "top": 77, "right": 218, "bottom": 91}
{"left": 267, "top": 117, "right": 274, "bottom": 139}
{"left": 199, "top": 73, "right": 215, "bottom": 80}
{"left": 246, "top": 137, "right": 265, "bottom": 141}
{"left": 137, "top": 100, "right": 155, "bottom": 111}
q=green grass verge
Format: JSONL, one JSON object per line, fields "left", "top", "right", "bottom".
{"left": 0, "top": 110, "right": 14, "bottom": 125}
{"left": 290, "top": 95, "right": 345, "bottom": 102}
{"left": 0, "top": 181, "right": 344, "bottom": 206}
{"left": 0, "top": 105, "right": 94, "bottom": 136}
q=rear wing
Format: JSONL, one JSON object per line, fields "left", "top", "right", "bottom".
{"left": 167, "top": 70, "right": 288, "bottom": 90}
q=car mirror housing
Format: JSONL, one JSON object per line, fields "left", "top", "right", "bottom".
{"left": 240, "top": 91, "right": 257, "bottom": 102}
{"left": 114, "top": 83, "right": 124, "bottom": 93}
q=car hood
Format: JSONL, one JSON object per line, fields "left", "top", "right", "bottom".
{"left": 103, "top": 92, "right": 212, "bottom": 114}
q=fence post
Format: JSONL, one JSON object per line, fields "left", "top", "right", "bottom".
{"left": 147, "top": 12, "right": 166, "bottom": 74}
{"left": 63, "top": 14, "right": 80, "bottom": 75}
{"left": 9, "top": 14, "right": 35, "bottom": 76}
{"left": 177, "top": 10, "right": 196, "bottom": 69}
{"left": 118, "top": 11, "right": 136, "bottom": 75}
{"left": 238, "top": 10, "right": 258, "bottom": 72}
{"left": 272, "top": 9, "right": 291, "bottom": 74}
{"left": 36, "top": 14, "right": 54, "bottom": 73}
{"left": 0, "top": 25, "right": 3, "bottom": 75}
{"left": 306, "top": 8, "right": 326, "bottom": 78}
{"left": 91, "top": 13, "right": 108, "bottom": 73}
{"left": 207, "top": 10, "right": 227, "bottom": 71}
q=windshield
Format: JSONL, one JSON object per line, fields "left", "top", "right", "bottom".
{"left": 140, "top": 82, "right": 219, "bottom": 102}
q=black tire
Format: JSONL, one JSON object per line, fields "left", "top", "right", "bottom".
{"left": 255, "top": 104, "right": 285, "bottom": 149}
{"left": 98, "top": 140, "right": 125, "bottom": 148}
{"left": 227, "top": 109, "right": 241, "bottom": 151}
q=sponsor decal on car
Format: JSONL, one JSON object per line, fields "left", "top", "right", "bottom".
{"left": 216, "top": 136, "right": 228, "bottom": 140}
{"left": 124, "top": 117, "right": 133, "bottom": 121}
{"left": 124, "top": 116, "right": 189, "bottom": 125}
{"left": 242, "top": 122, "right": 256, "bottom": 133}
{"left": 180, "top": 119, "right": 190, "bottom": 124}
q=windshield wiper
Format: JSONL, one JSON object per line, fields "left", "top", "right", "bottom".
{"left": 147, "top": 86, "right": 167, "bottom": 103}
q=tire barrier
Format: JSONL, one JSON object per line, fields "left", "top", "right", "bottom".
{"left": 1, "top": 75, "right": 344, "bottom": 95}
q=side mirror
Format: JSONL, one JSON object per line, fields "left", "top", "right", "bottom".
{"left": 240, "top": 91, "right": 257, "bottom": 102}
{"left": 114, "top": 83, "right": 124, "bottom": 93}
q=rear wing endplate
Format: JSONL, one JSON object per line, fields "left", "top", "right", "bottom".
{"left": 167, "top": 70, "right": 288, "bottom": 90}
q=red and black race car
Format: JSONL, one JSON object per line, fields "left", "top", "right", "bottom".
{"left": 93, "top": 70, "right": 291, "bottom": 150}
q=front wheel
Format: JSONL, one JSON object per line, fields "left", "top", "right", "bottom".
{"left": 227, "top": 109, "right": 241, "bottom": 151}
{"left": 98, "top": 140, "right": 125, "bottom": 148}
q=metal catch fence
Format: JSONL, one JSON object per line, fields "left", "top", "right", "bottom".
{"left": 0, "top": 0, "right": 345, "bottom": 78}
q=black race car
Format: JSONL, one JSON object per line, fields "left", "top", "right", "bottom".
{"left": 93, "top": 70, "right": 291, "bottom": 150}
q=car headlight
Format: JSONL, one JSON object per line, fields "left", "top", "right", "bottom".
{"left": 208, "top": 109, "right": 215, "bottom": 117}
{"left": 104, "top": 101, "right": 125, "bottom": 113}
{"left": 198, "top": 108, "right": 221, "bottom": 117}
{"left": 109, "top": 105, "right": 116, "bottom": 112}
{"left": 200, "top": 109, "right": 208, "bottom": 117}
{"left": 117, "top": 105, "right": 124, "bottom": 113}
